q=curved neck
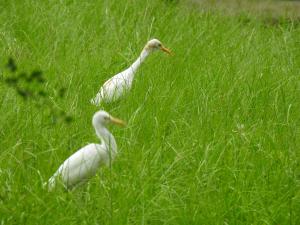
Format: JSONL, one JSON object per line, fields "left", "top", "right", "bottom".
{"left": 95, "top": 126, "right": 117, "bottom": 159}
{"left": 129, "top": 48, "right": 150, "bottom": 74}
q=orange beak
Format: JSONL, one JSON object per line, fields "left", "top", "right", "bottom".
{"left": 160, "top": 46, "right": 172, "bottom": 55}
{"left": 110, "top": 116, "right": 126, "bottom": 127}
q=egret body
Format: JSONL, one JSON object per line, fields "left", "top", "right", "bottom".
{"left": 91, "top": 39, "right": 171, "bottom": 105}
{"left": 46, "top": 110, "right": 126, "bottom": 190}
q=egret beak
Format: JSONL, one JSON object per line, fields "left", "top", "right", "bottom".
{"left": 160, "top": 46, "right": 172, "bottom": 55}
{"left": 110, "top": 116, "right": 126, "bottom": 127}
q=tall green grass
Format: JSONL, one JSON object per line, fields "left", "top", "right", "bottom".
{"left": 0, "top": 0, "right": 299, "bottom": 224}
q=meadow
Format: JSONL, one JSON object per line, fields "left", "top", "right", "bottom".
{"left": 0, "top": 0, "right": 299, "bottom": 224}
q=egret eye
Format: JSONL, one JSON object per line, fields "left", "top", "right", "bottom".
{"left": 157, "top": 43, "right": 162, "bottom": 47}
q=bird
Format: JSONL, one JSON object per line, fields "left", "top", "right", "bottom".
{"left": 46, "top": 110, "right": 126, "bottom": 191}
{"left": 90, "top": 39, "right": 171, "bottom": 105}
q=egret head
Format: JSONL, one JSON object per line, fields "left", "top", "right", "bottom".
{"left": 145, "top": 39, "right": 171, "bottom": 54}
{"left": 92, "top": 110, "right": 126, "bottom": 127}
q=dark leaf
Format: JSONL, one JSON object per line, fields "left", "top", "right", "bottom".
{"left": 59, "top": 88, "right": 66, "bottom": 98}
{"left": 64, "top": 115, "right": 73, "bottom": 123}
{"left": 16, "top": 88, "right": 32, "bottom": 99}
{"left": 30, "top": 70, "right": 45, "bottom": 83}
{"left": 6, "top": 58, "right": 17, "bottom": 72}
{"left": 30, "top": 70, "right": 43, "bottom": 79}
{"left": 38, "top": 90, "right": 47, "bottom": 97}
{"left": 5, "top": 77, "right": 18, "bottom": 86}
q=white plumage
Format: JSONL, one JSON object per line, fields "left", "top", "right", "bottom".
{"left": 46, "top": 110, "right": 126, "bottom": 191}
{"left": 91, "top": 39, "right": 171, "bottom": 105}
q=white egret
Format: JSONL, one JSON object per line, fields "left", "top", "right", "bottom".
{"left": 46, "top": 110, "right": 126, "bottom": 191}
{"left": 90, "top": 39, "right": 171, "bottom": 105}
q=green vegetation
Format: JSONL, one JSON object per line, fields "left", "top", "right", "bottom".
{"left": 0, "top": 0, "right": 299, "bottom": 224}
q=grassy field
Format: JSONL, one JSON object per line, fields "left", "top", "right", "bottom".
{"left": 0, "top": 0, "right": 299, "bottom": 224}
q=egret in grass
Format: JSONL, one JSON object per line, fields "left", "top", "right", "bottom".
{"left": 46, "top": 110, "right": 126, "bottom": 191}
{"left": 90, "top": 39, "right": 171, "bottom": 105}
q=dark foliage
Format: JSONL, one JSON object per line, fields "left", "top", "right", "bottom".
{"left": 2, "top": 58, "right": 73, "bottom": 124}
{"left": 5, "top": 57, "right": 17, "bottom": 72}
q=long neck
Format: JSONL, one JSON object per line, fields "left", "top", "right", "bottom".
{"left": 95, "top": 126, "right": 117, "bottom": 160}
{"left": 129, "top": 48, "right": 150, "bottom": 74}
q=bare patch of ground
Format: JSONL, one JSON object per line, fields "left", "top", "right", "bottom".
{"left": 188, "top": 0, "right": 300, "bottom": 21}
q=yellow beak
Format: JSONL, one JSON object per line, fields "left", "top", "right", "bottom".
{"left": 160, "top": 46, "right": 172, "bottom": 55}
{"left": 110, "top": 116, "right": 126, "bottom": 127}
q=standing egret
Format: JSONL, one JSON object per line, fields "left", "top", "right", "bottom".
{"left": 91, "top": 39, "right": 171, "bottom": 105}
{"left": 46, "top": 110, "right": 126, "bottom": 191}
